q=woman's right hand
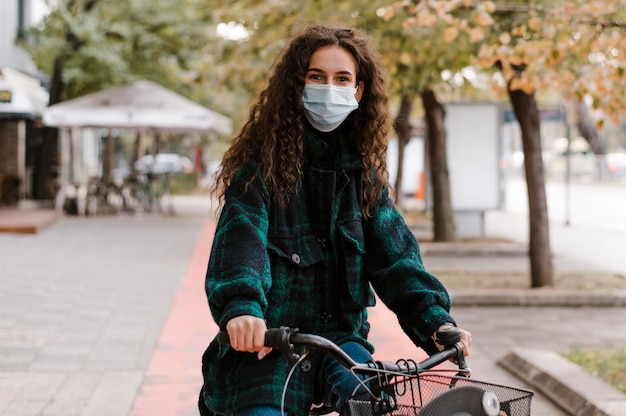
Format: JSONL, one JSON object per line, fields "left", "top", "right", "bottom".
{"left": 225, "top": 315, "right": 272, "bottom": 360}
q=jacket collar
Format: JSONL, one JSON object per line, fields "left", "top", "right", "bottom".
{"left": 303, "top": 125, "right": 363, "bottom": 171}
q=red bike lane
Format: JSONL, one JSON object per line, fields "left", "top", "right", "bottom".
{"left": 129, "top": 221, "right": 218, "bottom": 416}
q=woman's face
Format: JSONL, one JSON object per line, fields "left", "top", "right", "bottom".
{"left": 305, "top": 45, "right": 364, "bottom": 102}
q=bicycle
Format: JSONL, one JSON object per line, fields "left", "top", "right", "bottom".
{"left": 218, "top": 326, "right": 533, "bottom": 416}
{"left": 120, "top": 171, "right": 175, "bottom": 215}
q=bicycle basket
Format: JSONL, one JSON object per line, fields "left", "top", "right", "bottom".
{"left": 346, "top": 373, "right": 533, "bottom": 416}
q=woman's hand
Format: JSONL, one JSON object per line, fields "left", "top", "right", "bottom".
{"left": 225, "top": 315, "right": 273, "bottom": 360}
{"left": 433, "top": 323, "right": 472, "bottom": 357}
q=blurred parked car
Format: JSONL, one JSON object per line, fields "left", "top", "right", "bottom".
{"left": 112, "top": 153, "right": 193, "bottom": 178}
{"left": 607, "top": 152, "right": 626, "bottom": 179}
{"left": 135, "top": 153, "right": 193, "bottom": 174}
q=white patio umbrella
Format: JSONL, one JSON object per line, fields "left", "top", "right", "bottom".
{"left": 42, "top": 80, "right": 233, "bottom": 216}
{"left": 42, "top": 80, "right": 232, "bottom": 135}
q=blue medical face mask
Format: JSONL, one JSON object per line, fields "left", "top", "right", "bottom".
{"left": 302, "top": 84, "right": 359, "bottom": 132}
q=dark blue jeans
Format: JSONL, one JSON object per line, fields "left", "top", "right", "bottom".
{"left": 321, "top": 341, "right": 374, "bottom": 413}
{"left": 234, "top": 342, "right": 374, "bottom": 416}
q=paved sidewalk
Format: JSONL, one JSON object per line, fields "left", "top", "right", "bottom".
{"left": 1, "top": 195, "right": 626, "bottom": 415}
{"left": 0, "top": 199, "right": 213, "bottom": 416}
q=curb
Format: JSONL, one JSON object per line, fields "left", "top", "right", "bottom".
{"left": 498, "top": 348, "right": 626, "bottom": 416}
{"left": 420, "top": 241, "right": 528, "bottom": 257}
{"left": 450, "top": 289, "right": 626, "bottom": 307}
{"left": 0, "top": 208, "right": 62, "bottom": 234}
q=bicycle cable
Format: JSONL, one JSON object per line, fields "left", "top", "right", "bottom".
{"left": 280, "top": 347, "right": 310, "bottom": 416}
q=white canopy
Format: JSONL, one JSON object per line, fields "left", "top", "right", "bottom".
{"left": 42, "top": 80, "right": 232, "bottom": 135}
{"left": 0, "top": 67, "right": 49, "bottom": 119}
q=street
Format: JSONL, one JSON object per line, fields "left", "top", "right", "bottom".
{"left": 503, "top": 175, "right": 626, "bottom": 233}
{"left": 488, "top": 175, "right": 626, "bottom": 275}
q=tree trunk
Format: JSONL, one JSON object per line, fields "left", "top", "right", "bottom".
{"left": 575, "top": 101, "right": 608, "bottom": 180}
{"left": 34, "top": 57, "right": 64, "bottom": 200}
{"left": 421, "top": 88, "right": 456, "bottom": 242}
{"left": 393, "top": 94, "right": 413, "bottom": 207}
{"left": 575, "top": 101, "right": 605, "bottom": 156}
{"left": 33, "top": 0, "right": 99, "bottom": 200}
{"left": 508, "top": 88, "right": 554, "bottom": 287}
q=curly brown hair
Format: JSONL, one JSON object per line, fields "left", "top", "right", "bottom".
{"left": 212, "top": 24, "right": 391, "bottom": 218}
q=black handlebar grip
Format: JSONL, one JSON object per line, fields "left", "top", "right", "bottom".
{"left": 216, "top": 327, "right": 302, "bottom": 363}
{"left": 264, "top": 327, "right": 295, "bottom": 349}
{"left": 434, "top": 326, "right": 462, "bottom": 347}
{"left": 216, "top": 327, "right": 299, "bottom": 349}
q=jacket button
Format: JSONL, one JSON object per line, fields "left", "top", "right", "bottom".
{"left": 320, "top": 312, "right": 333, "bottom": 323}
{"left": 300, "top": 359, "right": 312, "bottom": 372}
{"left": 291, "top": 253, "right": 301, "bottom": 264}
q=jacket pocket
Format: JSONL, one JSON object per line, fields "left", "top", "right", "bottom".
{"left": 267, "top": 233, "right": 324, "bottom": 268}
{"left": 265, "top": 234, "right": 324, "bottom": 326}
{"left": 338, "top": 219, "right": 375, "bottom": 308}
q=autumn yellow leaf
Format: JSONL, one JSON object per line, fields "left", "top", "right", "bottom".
{"left": 380, "top": 7, "right": 396, "bottom": 21}
{"left": 400, "top": 51, "right": 413, "bottom": 65}
{"left": 416, "top": 9, "right": 438, "bottom": 27}
{"left": 443, "top": 26, "right": 459, "bottom": 43}
{"left": 510, "top": 26, "right": 526, "bottom": 37}
{"left": 402, "top": 17, "right": 416, "bottom": 29}
{"left": 482, "top": 1, "right": 496, "bottom": 13}
{"left": 472, "top": 9, "right": 494, "bottom": 26}
{"left": 542, "top": 25, "right": 557, "bottom": 40}
{"left": 510, "top": 75, "right": 535, "bottom": 94}
{"left": 468, "top": 27, "right": 485, "bottom": 43}
{"left": 528, "top": 17, "right": 543, "bottom": 31}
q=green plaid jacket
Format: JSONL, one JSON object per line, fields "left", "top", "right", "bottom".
{"left": 201, "top": 129, "right": 454, "bottom": 415}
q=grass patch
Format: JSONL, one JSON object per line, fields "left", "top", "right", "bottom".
{"left": 562, "top": 347, "right": 626, "bottom": 393}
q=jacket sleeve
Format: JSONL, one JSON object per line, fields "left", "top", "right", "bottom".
{"left": 364, "top": 186, "right": 455, "bottom": 352}
{"left": 205, "top": 171, "right": 271, "bottom": 330}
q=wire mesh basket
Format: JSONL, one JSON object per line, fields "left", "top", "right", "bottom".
{"left": 346, "top": 373, "right": 533, "bottom": 416}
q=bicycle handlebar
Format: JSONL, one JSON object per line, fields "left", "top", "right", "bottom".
{"left": 217, "top": 326, "right": 469, "bottom": 375}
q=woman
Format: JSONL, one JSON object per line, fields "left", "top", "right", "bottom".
{"left": 199, "top": 24, "right": 471, "bottom": 416}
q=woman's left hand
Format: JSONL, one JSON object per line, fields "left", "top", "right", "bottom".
{"left": 458, "top": 327, "right": 472, "bottom": 356}
{"left": 433, "top": 323, "right": 472, "bottom": 356}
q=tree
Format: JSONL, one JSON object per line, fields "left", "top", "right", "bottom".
{"left": 28, "top": 0, "right": 102, "bottom": 199}
{"left": 369, "top": 2, "right": 492, "bottom": 241}
{"left": 24, "top": 0, "right": 215, "bottom": 198}
{"left": 393, "top": 0, "right": 626, "bottom": 287}
{"left": 421, "top": 88, "right": 457, "bottom": 241}
{"left": 198, "top": 0, "right": 478, "bottom": 241}
{"left": 392, "top": 94, "right": 414, "bottom": 209}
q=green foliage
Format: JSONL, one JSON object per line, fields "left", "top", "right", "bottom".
{"left": 24, "top": 0, "right": 492, "bottom": 141}
{"left": 563, "top": 347, "right": 626, "bottom": 393}
{"left": 25, "top": 0, "right": 213, "bottom": 101}
{"left": 194, "top": 0, "right": 487, "bottom": 128}
{"left": 373, "top": 1, "right": 479, "bottom": 97}
{"left": 193, "top": 0, "right": 383, "bottom": 125}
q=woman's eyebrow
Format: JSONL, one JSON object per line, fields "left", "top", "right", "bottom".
{"left": 307, "top": 67, "right": 354, "bottom": 76}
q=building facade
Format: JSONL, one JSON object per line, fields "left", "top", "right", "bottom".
{"left": 0, "top": 0, "right": 49, "bottom": 206}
